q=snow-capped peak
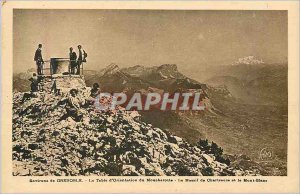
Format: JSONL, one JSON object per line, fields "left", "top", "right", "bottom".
{"left": 232, "top": 56, "right": 264, "bottom": 65}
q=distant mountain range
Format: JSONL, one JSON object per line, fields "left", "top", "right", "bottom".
{"left": 204, "top": 63, "right": 287, "bottom": 105}
{"left": 85, "top": 63, "right": 205, "bottom": 93}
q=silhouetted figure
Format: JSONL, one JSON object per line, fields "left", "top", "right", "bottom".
{"left": 69, "top": 47, "right": 77, "bottom": 74}
{"left": 76, "top": 45, "right": 87, "bottom": 75}
{"left": 90, "top": 83, "right": 100, "bottom": 98}
{"left": 21, "top": 73, "right": 39, "bottom": 103}
{"left": 29, "top": 73, "right": 38, "bottom": 92}
{"left": 34, "top": 44, "right": 44, "bottom": 75}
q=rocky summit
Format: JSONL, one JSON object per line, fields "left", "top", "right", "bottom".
{"left": 12, "top": 75, "right": 259, "bottom": 176}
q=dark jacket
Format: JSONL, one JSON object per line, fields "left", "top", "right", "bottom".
{"left": 34, "top": 48, "right": 44, "bottom": 63}
{"left": 90, "top": 87, "right": 100, "bottom": 98}
{"left": 69, "top": 51, "right": 77, "bottom": 61}
{"left": 29, "top": 77, "right": 38, "bottom": 92}
{"left": 70, "top": 51, "right": 77, "bottom": 68}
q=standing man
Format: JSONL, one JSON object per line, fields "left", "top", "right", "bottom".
{"left": 69, "top": 47, "right": 77, "bottom": 74}
{"left": 34, "top": 44, "right": 44, "bottom": 75}
{"left": 77, "top": 45, "right": 87, "bottom": 75}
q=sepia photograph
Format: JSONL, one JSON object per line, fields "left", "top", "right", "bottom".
{"left": 1, "top": 1, "right": 299, "bottom": 193}
{"left": 12, "top": 9, "right": 288, "bottom": 177}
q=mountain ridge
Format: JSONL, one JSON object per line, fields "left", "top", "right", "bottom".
{"left": 12, "top": 76, "right": 258, "bottom": 176}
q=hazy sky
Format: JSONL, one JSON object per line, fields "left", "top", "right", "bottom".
{"left": 13, "top": 9, "right": 287, "bottom": 74}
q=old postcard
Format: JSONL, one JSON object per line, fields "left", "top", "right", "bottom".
{"left": 1, "top": 1, "right": 299, "bottom": 193}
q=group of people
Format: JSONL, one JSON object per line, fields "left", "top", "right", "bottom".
{"left": 69, "top": 45, "right": 88, "bottom": 75}
{"left": 34, "top": 44, "right": 88, "bottom": 75}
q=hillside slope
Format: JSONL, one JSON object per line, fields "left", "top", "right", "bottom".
{"left": 13, "top": 76, "right": 258, "bottom": 176}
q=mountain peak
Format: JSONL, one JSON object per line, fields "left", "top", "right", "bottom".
{"left": 157, "top": 64, "right": 178, "bottom": 71}
{"left": 232, "top": 56, "right": 264, "bottom": 65}
{"left": 102, "top": 63, "right": 120, "bottom": 75}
